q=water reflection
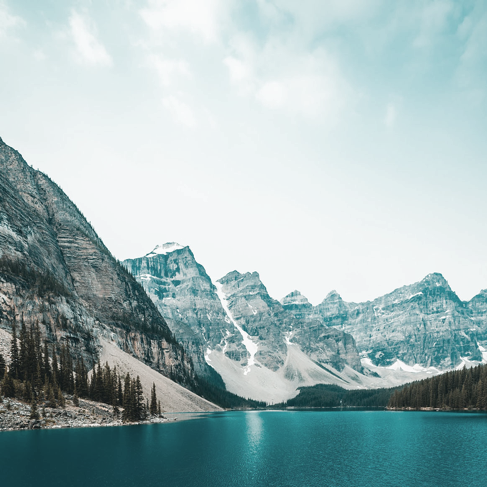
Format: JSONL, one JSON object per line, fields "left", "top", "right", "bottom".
{"left": 245, "top": 411, "right": 263, "bottom": 453}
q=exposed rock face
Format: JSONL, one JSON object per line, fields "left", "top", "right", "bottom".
{"left": 124, "top": 248, "right": 363, "bottom": 401}
{"left": 305, "top": 273, "right": 487, "bottom": 369}
{"left": 122, "top": 245, "right": 233, "bottom": 383}
{"left": 0, "top": 137, "right": 195, "bottom": 386}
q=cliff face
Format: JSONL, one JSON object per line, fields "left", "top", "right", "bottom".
{"left": 124, "top": 247, "right": 363, "bottom": 402}
{"left": 219, "top": 272, "right": 362, "bottom": 373}
{"left": 123, "top": 244, "right": 231, "bottom": 383}
{"left": 0, "top": 137, "right": 195, "bottom": 385}
{"left": 310, "top": 274, "right": 487, "bottom": 369}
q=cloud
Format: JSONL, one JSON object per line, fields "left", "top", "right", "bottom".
{"left": 140, "top": 0, "right": 228, "bottom": 43}
{"left": 69, "top": 11, "right": 112, "bottom": 67}
{"left": 0, "top": 2, "right": 25, "bottom": 39}
{"left": 147, "top": 54, "right": 191, "bottom": 86}
{"left": 162, "top": 95, "right": 197, "bottom": 127}
{"left": 224, "top": 34, "right": 351, "bottom": 118}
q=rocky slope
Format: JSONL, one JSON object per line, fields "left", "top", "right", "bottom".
{"left": 283, "top": 273, "right": 487, "bottom": 371}
{"left": 0, "top": 137, "right": 200, "bottom": 392}
{"left": 122, "top": 244, "right": 234, "bottom": 384}
{"left": 124, "top": 247, "right": 364, "bottom": 403}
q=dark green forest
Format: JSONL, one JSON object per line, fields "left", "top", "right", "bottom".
{"left": 273, "top": 384, "right": 399, "bottom": 408}
{"left": 0, "top": 321, "right": 161, "bottom": 422}
{"left": 388, "top": 364, "right": 487, "bottom": 410}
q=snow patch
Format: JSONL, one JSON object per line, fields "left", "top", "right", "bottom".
{"left": 204, "top": 347, "right": 212, "bottom": 363}
{"left": 387, "top": 359, "right": 439, "bottom": 374}
{"left": 215, "top": 282, "right": 258, "bottom": 375}
{"left": 408, "top": 292, "right": 423, "bottom": 300}
{"left": 146, "top": 242, "right": 185, "bottom": 257}
{"left": 284, "top": 331, "right": 294, "bottom": 346}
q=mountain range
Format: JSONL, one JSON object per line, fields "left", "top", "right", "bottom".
{"left": 2, "top": 136, "right": 486, "bottom": 405}
{"left": 123, "top": 243, "right": 487, "bottom": 402}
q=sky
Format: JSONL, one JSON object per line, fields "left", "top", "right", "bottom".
{"left": 1, "top": 0, "right": 486, "bottom": 305}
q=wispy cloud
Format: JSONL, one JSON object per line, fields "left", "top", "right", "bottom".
{"left": 140, "top": 0, "right": 228, "bottom": 43}
{"left": 69, "top": 11, "right": 112, "bottom": 67}
{"left": 147, "top": 54, "right": 191, "bottom": 86}
{"left": 162, "top": 95, "right": 197, "bottom": 127}
{"left": 224, "top": 34, "right": 352, "bottom": 118}
{"left": 0, "top": 1, "right": 25, "bottom": 39}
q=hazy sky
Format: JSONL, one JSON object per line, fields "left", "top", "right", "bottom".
{"left": 1, "top": 0, "right": 486, "bottom": 304}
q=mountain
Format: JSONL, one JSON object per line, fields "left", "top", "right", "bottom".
{"left": 122, "top": 244, "right": 231, "bottom": 385}
{"left": 285, "top": 273, "right": 487, "bottom": 371}
{"left": 124, "top": 245, "right": 370, "bottom": 403}
{"left": 0, "top": 137, "right": 219, "bottom": 411}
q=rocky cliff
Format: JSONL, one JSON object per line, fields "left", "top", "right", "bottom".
{"left": 0, "top": 137, "right": 195, "bottom": 386}
{"left": 124, "top": 248, "right": 363, "bottom": 403}
{"left": 287, "top": 273, "right": 487, "bottom": 370}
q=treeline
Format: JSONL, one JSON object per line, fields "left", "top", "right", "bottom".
{"left": 274, "top": 384, "right": 399, "bottom": 408}
{"left": 0, "top": 321, "right": 162, "bottom": 422}
{"left": 193, "top": 376, "right": 266, "bottom": 409}
{"left": 388, "top": 364, "right": 487, "bottom": 410}
{"left": 0, "top": 256, "right": 71, "bottom": 298}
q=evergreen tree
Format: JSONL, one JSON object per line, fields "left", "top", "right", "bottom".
{"left": 122, "top": 373, "right": 132, "bottom": 422}
{"left": 46, "top": 383, "right": 57, "bottom": 408}
{"left": 43, "top": 341, "right": 51, "bottom": 382}
{"left": 0, "top": 352, "right": 5, "bottom": 379}
{"left": 388, "top": 364, "right": 487, "bottom": 410}
{"left": 73, "top": 384, "right": 79, "bottom": 407}
{"left": 2, "top": 368, "right": 15, "bottom": 398}
{"left": 30, "top": 398, "right": 40, "bottom": 420}
{"left": 135, "top": 376, "right": 144, "bottom": 420}
{"left": 10, "top": 321, "right": 20, "bottom": 379}
{"left": 150, "top": 383, "right": 158, "bottom": 416}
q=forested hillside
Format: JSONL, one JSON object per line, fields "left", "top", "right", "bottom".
{"left": 388, "top": 365, "right": 487, "bottom": 410}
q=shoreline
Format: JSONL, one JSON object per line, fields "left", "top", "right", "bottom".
{"left": 0, "top": 397, "right": 172, "bottom": 433}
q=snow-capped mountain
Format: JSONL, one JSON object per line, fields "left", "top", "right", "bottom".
{"left": 124, "top": 244, "right": 487, "bottom": 402}
{"left": 123, "top": 247, "right": 365, "bottom": 403}
{"left": 282, "top": 273, "right": 487, "bottom": 370}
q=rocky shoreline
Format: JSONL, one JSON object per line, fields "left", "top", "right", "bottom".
{"left": 0, "top": 396, "right": 170, "bottom": 432}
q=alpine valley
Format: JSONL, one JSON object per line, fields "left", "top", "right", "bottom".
{"left": 123, "top": 245, "right": 487, "bottom": 403}
{"left": 1, "top": 136, "right": 487, "bottom": 408}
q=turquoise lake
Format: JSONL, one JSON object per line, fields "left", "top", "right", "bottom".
{"left": 1, "top": 410, "right": 486, "bottom": 487}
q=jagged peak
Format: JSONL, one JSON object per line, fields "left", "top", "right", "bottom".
{"left": 420, "top": 272, "right": 451, "bottom": 290}
{"left": 145, "top": 242, "right": 186, "bottom": 258}
{"left": 218, "top": 270, "right": 260, "bottom": 283}
{"left": 325, "top": 290, "right": 342, "bottom": 300}
{"left": 280, "top": 290, "right": 310, "bottom": 307}
{"left": 284, "top": 290, "right": 304, "bottom": 298}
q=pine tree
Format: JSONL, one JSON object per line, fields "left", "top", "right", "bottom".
{"left": 73, "top": 384, "right": 79, "bottom": 407}
{"left": 30, "top": 398, "right": 40, "bottom": 420}
{"left": 135, "top": 376, "right": 144, "bottom": 420}
{"left": 46, "top": 383, "right": 57, "bottom": 408}
{"left": 0, "top": 352, "right": 5, "bottom": 379}
{"left": 43, "top": 341, "right": 51, "bottom": 382}
{"left": 57, "top": 385, "right": 65, "bottom": 408}
{"left": 10, "top": 321, "right": 20, "bottom": 379}
{"left": 2, "top": 368, "right": 15, "bottom": 398}
{"left": 150, "top": 383, "right": 158, "bottom": 416}
{"left": 122, "top": 373, "right": 132, "bottom": 422}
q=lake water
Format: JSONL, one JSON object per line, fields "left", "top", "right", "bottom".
{"left": 1, "top": 410, "right": 486, "bottom": 487}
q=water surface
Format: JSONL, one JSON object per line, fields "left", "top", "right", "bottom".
{"left": 1, "top": 410, "right": 486, "bottom": 487}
